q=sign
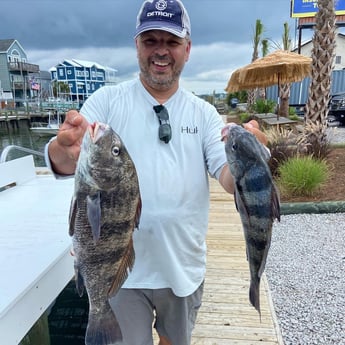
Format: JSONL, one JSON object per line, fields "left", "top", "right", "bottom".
{"left": 291, "top": 0, "right": 345, "bottom": 18}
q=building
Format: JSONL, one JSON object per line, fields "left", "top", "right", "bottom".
{"left": 265, "top": 33, "right": 345, "bottom": 105}
{"left": 50, "top": 59, "right": 117, "bottom": 102}
{"left": 0, "top": 39, "right": 40, "bottom": 106}
{"left": 295, "top": 33, "right": 345, "bottom": 70}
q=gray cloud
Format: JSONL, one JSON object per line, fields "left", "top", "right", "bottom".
{"left": 1, "top": 0, "right": 305, "bottom": 93}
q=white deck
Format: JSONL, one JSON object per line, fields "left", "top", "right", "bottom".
{"left": 0, "top": 156, "right": 75, "bottom": 344}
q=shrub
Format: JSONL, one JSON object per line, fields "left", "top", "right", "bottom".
{"left": 288, "top": 114, "right": 300, "bottom": 121}
{"left": 288, "top": 106, "right": 297, "bottom": 116}
{"left": 253, "top": 99, "right": 276, "bottom": 114}
{"left": 278, "top": 156, "right": 328, "bottom": 197}
{"left": 238, "top": 112, "right": 251, "bottom": 123}
{"left": 299, "top": 121, "right": 331, "bottom": 160}
{"left": 265, "top": 126, "right": 308, "bottom": 176}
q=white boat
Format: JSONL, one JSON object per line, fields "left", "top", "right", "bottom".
{"left": 30, "top": 110, "right": 61, "bottom": 136}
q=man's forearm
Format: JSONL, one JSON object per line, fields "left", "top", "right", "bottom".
{"left": 219, "top": 165, "right": 234, "bottom": 194}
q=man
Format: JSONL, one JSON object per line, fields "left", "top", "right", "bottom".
{"left": 46, "top": 1, "right": 267, "bottom": 344}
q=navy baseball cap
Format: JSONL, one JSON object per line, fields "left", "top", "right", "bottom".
{"left": 135, "top": 0, "right": 191, "bottom": 38}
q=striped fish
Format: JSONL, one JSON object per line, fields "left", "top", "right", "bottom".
{"left": 221, "top": 123, "right": 280, "bottom": 317}
{"left": 69, "top": 122, "right": 141, "bottom": 344}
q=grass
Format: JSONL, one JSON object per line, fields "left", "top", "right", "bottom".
{"left": 278, "top": 156, "right": 329, "bottom": 197}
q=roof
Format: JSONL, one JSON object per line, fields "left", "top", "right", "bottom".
{"left": 72, "top": 59, "right": 104, "bottom": 69}
{"left": 53, "top": 59, "right": 117, "bottom": 72}
{"left": 0, "top": 39, "right": 16, "bottom": 53}
{"left": 295, "top": 32, "right": 345, "bottom": 50}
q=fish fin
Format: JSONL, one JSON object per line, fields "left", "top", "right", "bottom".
{"left": 68, "top": 196, "right": 78, "bottom": 236}
{"left": 74, "top": 262, "right": 85, "bottom": 297}
{"left": 233, "top": 189, "right": 240, "bottom": 213}
{"left": 258, "top": 239, "right": 271, "bottom": 278}
{"left": 249, "top": 277, "right": 261, "bottom": 320}
{"left": 135, "top": 196, "right": 142, "bottom": 229}
{"left": 271, "top": 184, "right": 281, "bottom": 222}
{"left": 86, "top": 304, "right": 122, "bottom": 345}
{"left": 108, "top": 237, "right": 135, "bottom": 298}
{"left": 87, "top": 192, "right": 101, "bottom": 243}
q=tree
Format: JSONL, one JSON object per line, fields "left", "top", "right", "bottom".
{"left": 304, "top": 0, "right": 336, "bottom": 152}
{"left": 278, "top": 22, "right": 292, "bottom": 117}
{"left": 247, "top": 19, "right": 264, "bottom": 110}
{"left": 52, "top": 81, "right": 70, "bottom": 99}
{"left": 258, "top": 39, "right": 270, "bottom": 99}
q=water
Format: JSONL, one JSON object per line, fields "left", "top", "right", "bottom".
{"left": 0, "top": 120, "right": 51, "bottom": 167}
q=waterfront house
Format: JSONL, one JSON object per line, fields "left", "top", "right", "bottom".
{"left": 294, "top": 33, "right": 345, "bottom": 70}
{"left": 50, "top": 59, "right": 117, "bottom": 103}
{"left": 0, "top": 39, "right": 40, "bottom": 107}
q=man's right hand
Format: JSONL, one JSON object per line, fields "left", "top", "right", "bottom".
{"left": 48, "top": 110, "right": 89, "bottom": 175}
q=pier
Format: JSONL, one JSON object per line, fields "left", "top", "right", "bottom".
{"left": 0, "top": 101, "right": 77, "bottom": 130}
{"left": 0, "top": 109, "right": 66, "bottom": 131}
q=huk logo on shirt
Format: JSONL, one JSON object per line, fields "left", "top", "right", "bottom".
{"left": 181, "top": 126, "right": 198, "bottom": 134}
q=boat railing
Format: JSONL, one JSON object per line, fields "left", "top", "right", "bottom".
{"left": 0, "top": 145, "right": 44, "bottom": 163}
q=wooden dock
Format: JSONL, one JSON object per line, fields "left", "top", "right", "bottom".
{"left": 190, "top": 179, "right": 283, "bottom": 344}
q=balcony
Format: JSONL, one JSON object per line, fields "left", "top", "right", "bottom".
{"left": 8, "top": 62, "right": 40, "bottom": 73}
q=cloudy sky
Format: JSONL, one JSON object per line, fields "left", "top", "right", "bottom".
{"left": 1, "top": 0, "right": 316, "bottom": 94}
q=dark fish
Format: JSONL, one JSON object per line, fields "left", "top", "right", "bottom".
{"left": 221, "top": 123, "right": 280, "bottom": 317}
{"left": 69, "top": 122, "right": 142, "bottom": 345}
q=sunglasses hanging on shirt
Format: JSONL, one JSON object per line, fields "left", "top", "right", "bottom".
{"left": 153, "top": 105, "right": 172, "bottom": 144}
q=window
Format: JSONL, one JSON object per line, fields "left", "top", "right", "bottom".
{"left": 336, "top": 56, "right": 341, "bottom": 64}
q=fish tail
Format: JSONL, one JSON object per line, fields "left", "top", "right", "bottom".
{"left": 249, "top": 278, "right": 261, "bottom": 320}
{"left": 85, "top": 306, "right": 122, "bottom": 345}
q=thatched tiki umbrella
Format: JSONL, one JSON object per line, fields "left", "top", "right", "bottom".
{"left": 225, "top": 50, "right": 312, "bottom": 119}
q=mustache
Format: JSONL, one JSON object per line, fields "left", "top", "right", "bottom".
{"left": 152, "top": 54, "right": 172, "bottom": 62}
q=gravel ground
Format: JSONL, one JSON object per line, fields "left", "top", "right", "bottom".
{"left": 265, "top": 214, "right": 345, "bottom": 345}
{"left": 327, "top": 126, "right": 345, "bottom": 144}
{"left": 265, "top": 128, "right": 345, "bottom": 345}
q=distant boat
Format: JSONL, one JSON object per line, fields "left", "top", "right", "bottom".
{"left": 30, "top": 110, "right": 61, "bottom": 137}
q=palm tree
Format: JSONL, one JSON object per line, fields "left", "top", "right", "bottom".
{"left": 52, "top": 81, "right": 71, "bottom": 100}
{"left": 258, "top": 39, "right": 270, "bottom": 99}
{"left": 278, "top": 22, "right": 292, "bottom": 117}
{"left": 304, "top": 0, "right": 336, "bottom": 153}
{"left": 247, "top": 19, "right": 264, "bottom": 110}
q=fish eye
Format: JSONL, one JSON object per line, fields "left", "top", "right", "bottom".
{"left": 112, "top": 145, "right": 120, "bottom": 156}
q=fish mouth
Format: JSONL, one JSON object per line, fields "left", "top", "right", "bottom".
{"left": 89, "top": 122, "right": 109, "bottom": 144}
{"left": 221, "top": 123, "right": 237, "bottom": 142}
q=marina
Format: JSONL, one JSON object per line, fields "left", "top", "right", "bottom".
{"left": 0, "top": 118, "right": 53, "bottom": 166}
{"left": 0, "top": 109, "right": 66, "bottom": 132}
{"left": 29, "top": 110, "right": 62, "bottom": 137}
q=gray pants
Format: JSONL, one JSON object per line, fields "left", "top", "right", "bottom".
{"left": 109, "top": 282, "right": 204, "bottom": 345}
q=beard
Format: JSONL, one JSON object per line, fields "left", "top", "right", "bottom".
{"left": 138, "top": 57, "right": 183, "bottom": 91}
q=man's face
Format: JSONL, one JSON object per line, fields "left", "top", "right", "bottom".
{"left": 136, "top": 30, "right": 191, "bottom": 92}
